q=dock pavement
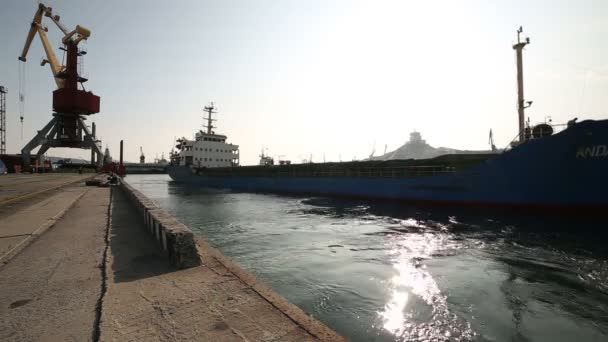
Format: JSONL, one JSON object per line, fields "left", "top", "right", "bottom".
{"left": 0, "top": 173, "right": 91, "bottom": 205}
{"left": 0, "top": 174, "right": 344, "bottom": 341}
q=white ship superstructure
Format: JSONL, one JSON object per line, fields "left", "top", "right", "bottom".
{"left": 174, "top": 103, "right": 239, "bottom": 168}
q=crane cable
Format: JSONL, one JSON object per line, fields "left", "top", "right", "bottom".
{"left": 18, "top": 61, "right": 26, "bottom": 139}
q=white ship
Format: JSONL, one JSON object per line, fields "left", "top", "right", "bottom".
{"left": 171, "top": 103, "right": 240, "bottom": 168}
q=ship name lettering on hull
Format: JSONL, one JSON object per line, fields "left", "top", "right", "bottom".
{"left": 576, "top": 145, "right": 608, "bottom": 158}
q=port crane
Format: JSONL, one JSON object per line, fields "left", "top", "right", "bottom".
{"left": 18, "top": 2, "right": 103, "bottom": 169}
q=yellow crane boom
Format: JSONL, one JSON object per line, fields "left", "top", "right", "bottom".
{"left": 18, "top": 3, "right": 91, "bottom": 89}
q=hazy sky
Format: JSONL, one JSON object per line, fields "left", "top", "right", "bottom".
{"left": 1, "top": 0, "right": 607, "bottom": 164}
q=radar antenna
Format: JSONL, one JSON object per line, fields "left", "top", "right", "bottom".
{"left": 203, "top": 102, "right": 217, "bottom": 134}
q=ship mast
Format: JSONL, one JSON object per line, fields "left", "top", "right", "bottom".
{"left": 513, "top": 26, "right": 532, "bottom": 142}
{"left": 203, "top": 102, "right": 217, "bottom": 134}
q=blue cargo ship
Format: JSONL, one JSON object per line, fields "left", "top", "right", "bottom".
{"left": 167, "top": 29, "right": 608, "bottom": 212}
{"left": 168, "top": 118, "right": 608, "bottom": 211}
{"left": 167, "top": 120, "right": 608, "bottom": 209}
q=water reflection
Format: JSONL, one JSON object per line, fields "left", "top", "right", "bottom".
{"left": 379, "top": 223, "right": 474, "bottom": 341}
{"left": 302, "top": 196, "right": 608, "bottom": 341}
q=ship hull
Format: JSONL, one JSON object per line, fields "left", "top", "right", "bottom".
{"left": 168, "top": 120, "right": 608, "bottom": 211}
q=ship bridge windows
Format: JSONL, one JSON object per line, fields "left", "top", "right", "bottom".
{"left": 201, "top": 137, "right": 226, "bottom": 143}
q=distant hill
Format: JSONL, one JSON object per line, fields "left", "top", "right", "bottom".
{"left": 369, "top": 132, "right": 495, "bottom": 161}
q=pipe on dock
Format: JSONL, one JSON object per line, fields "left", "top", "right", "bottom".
{"left": 119, "top": 140, "right": 123, "bottom": 166}
{"left": 91, "top": 122, "right": 96, "bottom": 165}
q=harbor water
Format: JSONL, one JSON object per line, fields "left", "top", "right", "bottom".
{"left": 126, "top": 174, "right": 608, "bottom": 342}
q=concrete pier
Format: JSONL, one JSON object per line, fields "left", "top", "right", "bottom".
{"left": 0, "top": 174, "right": 344, "bottom": 341}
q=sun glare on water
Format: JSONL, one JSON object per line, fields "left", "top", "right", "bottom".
{"left": 378, "top": 221, "right": 474, "bottom": 340}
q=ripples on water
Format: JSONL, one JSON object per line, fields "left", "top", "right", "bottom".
{"left": 127, "top": 175, "right": 608, "bottom": 341}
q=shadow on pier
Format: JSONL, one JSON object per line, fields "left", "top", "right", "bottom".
{"left": 109, "top": 188, "right": 176, "bottom": 283}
